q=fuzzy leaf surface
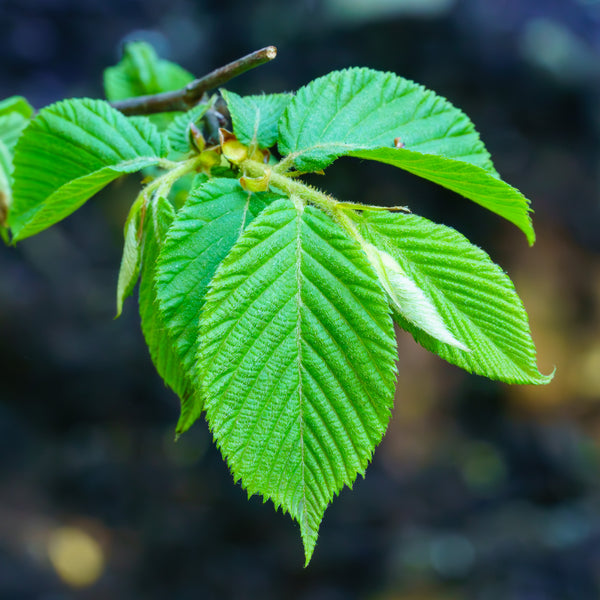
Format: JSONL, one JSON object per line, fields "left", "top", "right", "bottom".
{"left": 139, "top": 195, "right": 195, "bottom": 422}
{"left": 198, "top": 199, "right": 398, "bottom": 563}
{"left": 353, "top": 210, "right": 551, "bottom": 384}
{"left": 156, "top": 178, "right": 283, "bottom": 433}
{"left": 362, "top": 242, "right": 467, "bottom": 350}
{"left": 221, "top": 90, "right": 293, "bottom": 148}
{"left": 278, "top": 68, "right": 496, "bottom": 174}
{"left": 104, "top": 41, "right": 194, "bottom": 102}
{"left": 277, "top": 68, "right": 535, "bottom": 243}
{"left": 9, "top": 99, "right": 168, "bottom": 241}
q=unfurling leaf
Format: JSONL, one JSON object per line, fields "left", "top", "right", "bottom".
{"left": 362, "top": 242, "right": 468, "bottom": 351}
{"left": 116, "top": 195, "right": 144, "bottom": 317}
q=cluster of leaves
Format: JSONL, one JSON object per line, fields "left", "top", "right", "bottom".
{"left": 0, "top": 42, "right": 551, "bottom": 564}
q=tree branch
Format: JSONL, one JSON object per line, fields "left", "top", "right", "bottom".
{"left": 110, "top": 46, "right": 277, "bottom": 116}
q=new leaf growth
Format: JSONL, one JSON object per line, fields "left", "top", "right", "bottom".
{"left": 1, "top": 42, "right": 552, "bottom": 564}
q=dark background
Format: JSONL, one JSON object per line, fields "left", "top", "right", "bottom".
{"left": 2, "top": 1, "right": 600, "bottom": 598}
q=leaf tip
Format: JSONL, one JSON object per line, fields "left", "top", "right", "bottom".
{"left": 302, "top": 533, "right": 317, "bottom": 567}
{"left": 524, "top": 220, "right": 536, "bottom": 246}
{"left": 538, "top": 364, "right": 556, "bottom": 385}
{"left": 298, "top": 506, "right": 322, "bottom": 567}
{"left": 114, "top": 299, "right": 124, "bottom": 320}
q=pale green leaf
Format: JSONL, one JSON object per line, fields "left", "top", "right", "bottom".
{"left": 353, "top": 210, "right": 552, "bottom": 384}
{"left": 104, "top": 41, "right": 194, "bottom": 102}
{"left": 156, "top": 178, "right": 283, "bottom": 434}
{"left": 139, "top": 195, "right": 196, "bottom": 423}
{"left": 116, "top": 195, "right": 144, "bottom": 317}
{"left": 362, "top": 242, "right": 468, "bottom": 350}
{"left": 9, "top": 98, "right": 168, "bottom": 241}
{"left": 198, "top": 199, "right": 398, "bottom": 563}
{"left": 221, "top": 90, "right": 293, "bottom": 148}
{"left": 278, "top": 68, "right": 496, "bottom": 174}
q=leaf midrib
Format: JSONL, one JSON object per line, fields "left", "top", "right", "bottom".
{"left": 293, "top": 208, "right": 309, "bottom": 536}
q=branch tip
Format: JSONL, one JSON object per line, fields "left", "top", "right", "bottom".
{"left": 111, "top": 45, "right": 278, "bottom": 117}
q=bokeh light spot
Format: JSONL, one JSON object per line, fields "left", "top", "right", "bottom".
{"left": 47, "top": 526, "right": 105, "bottom": 588}
{"left": 429, "top": 533, "right": 475, "bottom": 578}
{"left": 460, "top": 441, "right": 508, "bottom": 493}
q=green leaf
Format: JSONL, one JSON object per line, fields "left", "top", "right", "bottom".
{"left": 0, "top": 140, "right": 12, "bottom": 204}
{"left": 278, "top": 68, "right": 496, "bottom": 174}
{"left": 277, "top": 68, "right": 535, "bottom": 243}
{"left": 0, "top": 140, "right": 12, "bottom": 242}
{"left": 0, "top": 112, "right": 31, "bottom": 153}
{"left": 116, "top": 195, "right": 144, "bottom": 317}
{"left": 198, "top": 199, "right": 398, "bottom": 564}
{"left": 0, "top": 96, "right": 34, "bottom": 153}
{"left": 352, "top": 210, "right": 552, "bottom": 384}
{"left": 104, "top": 41, "right": 194, "bottom": 102}
{"left": 139, "top": 195, "right": 196, "bottom": 423}
{"left": 0, "top": 96, "right": 34, "bottom": 119}
{"left": 221, "top": 90, "right": 293, "bottom": 148}
{"left": 9, "top": 98, "right": 168, "bottom": 241}
{"left": 156, "top": 178, "right": 283, "bottom": 434}
{"left": 165, "top": 102, "right": 211, "bottom": 156}
{"left": 348, "top": 147, "right": 535, "bottom": 245}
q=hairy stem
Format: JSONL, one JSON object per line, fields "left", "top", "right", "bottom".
{"left": 111, "top": 46, "right": 277, "bottom": 116}
{"left": 146, "top": 154, "right": 205, "bottom": 200}
{"left": 242, "top": 158, "right": 395, "bottom": 249}
{"left": 242, "top": 159, "right": 337, "bottom": 214}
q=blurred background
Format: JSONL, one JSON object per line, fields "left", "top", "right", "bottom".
{"left": 2, "top": 0, "right": 600, "bottom": 598}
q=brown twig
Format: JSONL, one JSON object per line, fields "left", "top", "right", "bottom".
{"left": 110, "top": 46, "right": 277, "bottom": 116}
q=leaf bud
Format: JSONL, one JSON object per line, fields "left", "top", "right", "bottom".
{"left": 240, "top": 168, "right": 271, "bottom": 192}
{"left": 219, "top": 128, "right": 248, "bottom": 164}
{"left": 188, "top": 122, "right": 206, "bottom": 153}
